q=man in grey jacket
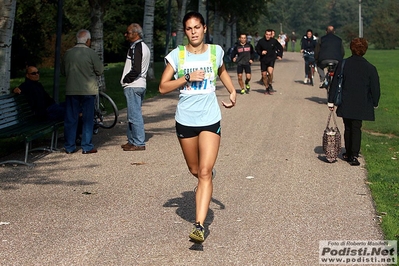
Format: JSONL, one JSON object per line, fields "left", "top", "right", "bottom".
{"left": 62, "top": 29, "right": 104, "bottom": 154}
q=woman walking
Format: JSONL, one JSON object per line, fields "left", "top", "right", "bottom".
{"left": 159, "top": 12, "right": 236, "bottom": 243}
{"left": 328, "top": 38, "right": 380, "bottom": 166}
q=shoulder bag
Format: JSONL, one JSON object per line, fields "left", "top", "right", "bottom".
{"left": 334, "top": 59, "right": 346, "bottom": 106}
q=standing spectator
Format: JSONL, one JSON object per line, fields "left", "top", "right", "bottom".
{"left": 315, "top": 26, "right": 345, "bottom": 87}
{"left": 290, "top": 31, "right": 297, "bottom": 52}
{"left": 253, "top": 32, "right": 262, "bottom": 61}
{"left": 159, "top": 12, "right": 236, "bottom": 243}
{"left": 300, "top": 29, "right": 317, "bottom": 84}
{"left": 285, "top": 34, "right": 289, "bottom": 51}
{"left": 278, "top": 32, "right": 287, "bottom": 49}
{"left": 62, "top": 29, "right": 103, "bottom": 154}
{"left": 246, "top": 33, "right": 253, "bottom": 45}
{"left": 13, "top": 66, "right": 64, "bottom": 121}
{"left": 328, "top": 38, "right": 380, "bottom": 166}
{"left": 231, "top": 33, "right": 255, "bottom": 94}
{"left": 120, "top": 23, "right": 150, "bottom": 151}
{"left": 256, "top": 29, "right": 283, "bottom": 94}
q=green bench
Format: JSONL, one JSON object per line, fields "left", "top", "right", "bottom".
{"left": 0, "top": 93, "right": 63, "bottom": 166}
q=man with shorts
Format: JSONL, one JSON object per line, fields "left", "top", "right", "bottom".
{"left": 230, "top": 33, "right": 255, "bottom": 94}
{"left": 256, "top": 29, "right": 283, "bottom": 95}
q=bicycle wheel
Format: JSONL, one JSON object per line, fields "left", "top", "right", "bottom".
{"left": 309, "top": 65, "right": 314, "bottom": 86}
{"left": 326, "top": 76, "right": 332, "bottom": 100}
{"left": 96, "top": 91, "right": 119, "bottom": 129}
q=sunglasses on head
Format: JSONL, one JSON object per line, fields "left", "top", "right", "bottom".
{"left": 29, "top": 71, "right": 40, "bottom": 75}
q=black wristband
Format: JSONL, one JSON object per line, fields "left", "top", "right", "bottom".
{"left": 184, "top": 73, "right": 190, "bottom": 82}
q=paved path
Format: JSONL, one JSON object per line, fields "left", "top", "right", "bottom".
{"left": 0, "top": 52, "right": 383, "bottom": 265}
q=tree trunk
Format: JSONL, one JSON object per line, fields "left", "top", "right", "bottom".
{"left": 175, "top": 0, "right": 187, "bottom": 46}
{"left": 213, "top": 10, "right": 222, "bottom": 46}
{"left": 88, "top": 0, "right": 108, "bottom": 91}
{"left": 198, "top": 0, "right": 206, "bottom": 18}
{"left": 0, "top": 0, "right": 17, "bottom": 95}
{"left": 225, "top": 22, "right": 232, "bottom": 50}
{"left": 143, "top": 0, "right": 155, "bottom": 80}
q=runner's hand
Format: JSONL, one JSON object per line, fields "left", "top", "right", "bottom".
{"left": 189, "top": 70, "right": 205, "bottom": 81}
{"left": 222, "top": 94, "right": 236, "bottom": 108}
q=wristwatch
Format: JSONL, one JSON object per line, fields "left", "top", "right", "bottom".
{"left": 184, "top": 73, "right": 190, "bottom": 82}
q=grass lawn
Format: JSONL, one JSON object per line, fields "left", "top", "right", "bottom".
{"left": 3, "top": 50, "right": 399, "bottom": 245}
{"left": 362, "top": 49, "right": 399, "bottom": 243}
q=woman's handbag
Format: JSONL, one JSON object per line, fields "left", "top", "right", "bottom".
{"left": 322, "top": 111, "right": 341, "bottom": 162}
{"left": 334, "top": 59, "right": 346, "bottom": 106}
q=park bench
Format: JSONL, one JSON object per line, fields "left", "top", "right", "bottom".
{"left": 0, "top": 93, "right": 63, "bottom": 167}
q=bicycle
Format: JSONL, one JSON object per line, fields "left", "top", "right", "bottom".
{"left": 93, "top": 91, "right": 119, "bottom": 134}
{"left": 319, "top": 60, "right": 338, "bottom": 99}
{"left": 303, "top": 50, "right": 315, "bottom": 86}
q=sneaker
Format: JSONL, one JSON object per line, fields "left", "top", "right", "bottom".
{"left": 245, "top": 83, "right": 250, "bottom": 93}
{"left": 240, "top": 89, "right": 246, "bottom": 94}
{"left": 189, "top": 222, "right": 205, "bottom": 243}
{"left": 264, "top": 88, "right": 271, "bottom": 95}
{"left": 319, "top": 82, "right": 324, "bottom": 88}
{"left": 268, "top": 84, "right": 277, "bottom": 92}
{"left": 304, "top": 78, "right": 308, "bottom": 84}
{"left": 212, "top": 168, "right": 216, "bottom": 180}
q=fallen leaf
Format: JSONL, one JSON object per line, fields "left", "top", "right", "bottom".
{"left": 131, "top": 162, "right": 146, "bottom": 165}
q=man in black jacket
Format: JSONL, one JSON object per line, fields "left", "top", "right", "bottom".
{"left": 13, "top": 66, "right": 64, "bottom": 121}
{"left": 315, "top": 26, "right": 345, "bottom": 88}
{"left": 231, "top": 33, "right": 255, "bottom": 94}
{"left": 255, "top": 29, "right": 283, "bottom": 95}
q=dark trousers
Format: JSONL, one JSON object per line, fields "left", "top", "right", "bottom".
{"left": 64, "top": 95, "right": 95, "bottom": 153}
{"left": 343, "top": 118, "right": 362, "bottom": 158}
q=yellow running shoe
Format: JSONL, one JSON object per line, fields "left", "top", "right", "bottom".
{"left": 240, "top": 89, "right": 246, "bottom": 94}
{"left": 189, "top": 222, "right": 205, "bottom": 243}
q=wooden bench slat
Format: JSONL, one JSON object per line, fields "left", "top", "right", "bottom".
{"left": 0, "top": 93, "right": 64, "bottom": 166}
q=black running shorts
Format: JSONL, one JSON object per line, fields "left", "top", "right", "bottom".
{"left": 237, "top": 64, "right": 251, "bottom": 74}
{"left": 176, "top": 121, "right": 221, "bottom": 138}
{"left": 260, "top": 60, "right": 275, "bottom": 71}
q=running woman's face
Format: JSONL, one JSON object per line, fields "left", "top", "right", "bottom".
{"left": 185, "top": 18, "right": 206, "bottom": 47}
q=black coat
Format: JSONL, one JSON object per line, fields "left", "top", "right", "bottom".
{"left": 315, "top": 33, "right": 345, "bottom": 63}
{"left": 328, "top": 55, "right": 380, "bottom": 121}
{"left": 256, "top": 37, "right": 283, "bottom": 62}
{"left": 18, "top": 79, "right": 55, "bottom": 120}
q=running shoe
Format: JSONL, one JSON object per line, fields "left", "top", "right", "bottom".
{"left": 245, "top": 83, "right": 250, "bottom": 93}
{"left": 303, "top": 78, "right": 308, "bottom": 84}
{"left": 268, "top": 84, "right": 277, "bottom": 92}
{"left": 189, "top": 222, "right": 205, "bottom": 243}
{"left": 240, "top": 89, "right": 246, "bottom": 94}
{"left": 265, "top": 88, "right": 272, "bottom": 95}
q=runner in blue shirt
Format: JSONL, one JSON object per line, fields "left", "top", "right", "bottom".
{"left": 159, "top": 11, "right": 236, "bottom": 243}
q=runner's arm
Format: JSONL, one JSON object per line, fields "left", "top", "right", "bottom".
{"left": 218, "top": 64, "right": 236, "bottom": 108}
